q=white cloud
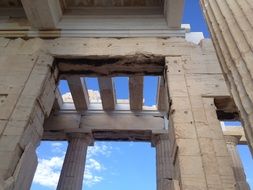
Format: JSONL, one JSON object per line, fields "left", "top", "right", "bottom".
{"left": 87, "top": 143, "right": 112, "bottom": 158}
{"left": 33, "top": 156, "right": 63, "bottom": 188}
{"left": 33, "top": 142, "right": 112, "bottom": 189}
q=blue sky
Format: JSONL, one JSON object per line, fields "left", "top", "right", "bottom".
{"left": 31, "top": 0, "right": 253, "bottom": 189}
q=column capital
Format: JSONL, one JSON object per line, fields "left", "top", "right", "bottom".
{"left": 67, "top": 133, "right": 94, "bottom": 146}
{"left": 224, "top": 135, "right": 241, "bottom": 146}
{"left": 151, "top": 134, "right": 169, "bottom": 147}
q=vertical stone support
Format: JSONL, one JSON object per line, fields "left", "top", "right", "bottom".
{"left": 200, "top": 0, "right": 253, "bottom": 153}
{"left": 225, "top": 136, "right": 250, "bottom": 190}
{"left": 153, "top": 134, "right": 173, "bottom": 190}
{"left": 57, "top": 133, "right": 93, "bottom": 190}
{"left": 0, "top": 38, "right": 58, "bottom": 189}
{"left": 166, "top": 56, "right": 236, "bottom": 190}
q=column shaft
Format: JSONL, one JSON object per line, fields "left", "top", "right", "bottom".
{"left": 57, "top": 134, "right": 92, "bottom": 190}
{"left": 200, "top": 0, "right": 253, "bottom": 154}
{"left": 225, "top": 136, "right": 250, "bottom": 190}
{"left": 154, "top": 134, "right": 173, "bottom": 190}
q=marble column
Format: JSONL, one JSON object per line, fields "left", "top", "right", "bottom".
{"left": 200, "top": 0, "right": 253, "bottom": 154}
{"left": 225, "top": 136, "right": 250, "bottom": 190}
{"left": 153, "top": 134, "right": 173, "bottom": 190}
{"left": 57, "top": 133, "right": 93, "bottom": 190}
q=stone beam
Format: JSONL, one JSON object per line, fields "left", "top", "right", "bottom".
{"left": 164, "top": 0, "right": 184, "bottom": 28}
{"left": 129, "top": 76, "right": 144, "bottom": 111}
{"left": 157, "top": 76, "right": 167, "bottom": 111}
{"left": 44, "top": 112, "right": 166, "bottom": 134}
{"left": 98, "top": 77, "right": 116, "bottom": 111}
{"left": 66, "top": 76, "right": 89, "bottom": 111}
{"left": 21, "top": 0, "right": 62, "bottom": 29}
{"left": 55, "top": 56, "right": 165, "bottom": 77}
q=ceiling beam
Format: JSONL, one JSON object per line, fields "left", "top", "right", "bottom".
{"left": 44, "top": 112, "right": 165, "bottom": 133}
{"left": 157, "top": 76, "right": 167, "bottom": 111}
{"left": 66, "top": 76, "right": 89, "bottom": 111}
{"left": 164, "top": 0, "right": 184, "bottom": 28}
{"left": 21, "top": 0, "right": 62, "bottom": 28}
{"left": 56, "top": 56, "right": 165, "bottom": 76}
{"left": 129, "top": 76, "right": 143, "bottom": 111}
{"left": 53, "top": 88, "right": 64, "bottom": 110}
{"left": 98, "top": 77, "right": 116, "bottom": 111}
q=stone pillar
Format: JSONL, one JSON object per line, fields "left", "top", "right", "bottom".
{"left": 0, "top": 38, "right": 57, "bottom": 189}
{"left": 153, "top": 134, "right": 173, "bottom": 190}
{"left": 200, "top": 0, "right": 253, "bottom": 153}
{"left": 57, "top": 133, "right": 93, "bottom": 190}
{"left": 166, "top": 56, "right": 236, "bottom": 189}
{"left": 225, "top": 136, "right": 250, "bottom": 190}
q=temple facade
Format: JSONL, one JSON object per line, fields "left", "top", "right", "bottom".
{"left": 0, "top": 0, "right": 252, "bottom": 189}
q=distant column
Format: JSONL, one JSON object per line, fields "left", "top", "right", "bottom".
{"left": 57, "top": 133, "right": 93, "bottom": 190}
{"left": 225, "top": 136, "right": 250, "bottom": 190}
{"left": 153, "top": 134, "right": 173, "bottom": 190}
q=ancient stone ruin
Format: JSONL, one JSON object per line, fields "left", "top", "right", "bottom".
{"left": 0, "top": 0, "right": 252, "bottom": 189}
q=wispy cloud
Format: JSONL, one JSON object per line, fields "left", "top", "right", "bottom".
{"left": 33, "top": 156, "right": 64, "bottom": 188}
{"left": 33, "top": 142, "right": 112, "bottom": 189}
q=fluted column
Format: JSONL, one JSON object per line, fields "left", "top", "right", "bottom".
{"left": 225, "top": 136, "right": 250, "bottom": 190}
{"left": 153, "top": 134, "right": 173, "bottom": 190}
{"left": 200, "top": 0, "right": 253, "bottom": 154}
{"left": 57, "top": 133, "right": 93, "bottom": 190}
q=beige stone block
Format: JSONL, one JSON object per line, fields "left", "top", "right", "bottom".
{"left": 0, "top": 82, "right": 23, "bottom": 96}
{"left": 21, "top": 73, "right": 49, "bottom": 97}
{"left": 205, "top": 174, "right": 223, "bottom": 189}
{"left": 177, "top": 139, "right": 200, "bottom": 156}
{"left": 217, "top": 156, "right": 234, "bottom": 176}
{"left": 38, "top": 78, "right": 56, "bottom": 116}
{"left": 207, "top": 123, "right": 225, "bottom": 140}
{"left": 30, "top": 105, "right": 45, "bottom": 137}
{"left": 166, "top": 56, "right": 184, "bottom": 75}
{"left": 19, "top": 124, "right": 41, "bottom": 148}
{"left": 179, "top": 155, "right": 205, "bottom": 176}
{"left": 192, "top": 108, "right": 207, "bottom": 123}
{"left": 174, "top": 123, "right": 197, "bottom": 139}
{"left": 0, "top": 55, "right": 37, "bottom": 74}
{"left": 189, "top": 95, "right": 204, "bottom": 108}
{"left": 198, "top": 138, "right": 215, "bottom": 154}
{"left": 171, "top": 96, "right": 191, "bottom": 110}
{"left": 33, "top": 54, "right": 54, "bottom": 73}
{"left": 171, "top": 109, "right": 194, "bottom": 124}
{"left": 3, "top": 120, "right": 28, "bottom": 136}
{"left": 186, "top": 74, "right": 229, "bottom": 96}
{"left": 180, "top": 175, "right": 207, "bottom": 190}
{"left": 0, "top": 135, "right": 21, "bottom": 152}
{"left": 0, "top": 94, "right": 20, "bottom": 120}
{"left": 219, "top": 175, "right": 236, "bottom": 189}
{"left": 18, "top": 38, "right": 44, "bottom": 55}
{"left": 167, "top": 74, "right": 188, "bottom": 97}
{"left": 202, "top": 154, "right": 220, "bottom": 175}
{"left": 13, "top": 143, "right": 38, "bottom": 190}
{"left": 213, "top": 140, "right": 229, "bottom": 157}
{"left": 195, "top": 122, "right": 224, "bottom": 139}
{"left": 0, "top": 147, "right": 22, "bottom": 179}
{"left": 9, "top": 96, "right": 36, "bottom": 121}
{"left": 185, "top": 56, "right": 222, "bottom": 74}
{"left": 0, "top": 120, "right": 7, "bottom": 135}
{"left": 1, "top": 38, "right": 25, "bottom": 55}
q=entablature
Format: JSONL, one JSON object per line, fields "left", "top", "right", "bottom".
{"left": 0, "top": 0, "right": 185, "bottom": 38}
